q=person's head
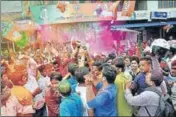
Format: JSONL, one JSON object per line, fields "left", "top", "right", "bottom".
{"left": 77, "top": 54, "right": 89, "bottom": 67}
{"left": 75, "top": 67, "right": 90, "bottom": 84}
{"left": 150, "top": 70, "right": 163, "bottom": 86}
{"left": 139, "top": 57, "right": 152, "bottom": 73}
{"left": 168, "top": 40, "right": 176, "bottom": 57}
{"left": 151, "top": 38, "right": 170, "bottom": 60}
{"left": 122, "top": 52, "right": 127, "bottom": 58}
{"left": 58, "top": 80, "right": 71, "bottom": 97}
{"left": 108, "top": 52, "right": 116, "bottom": 60}
{"left": 91, "top": 61, "right": 103, "bottom": 76}
{"left": 44, "top": 64, "right": 54, "bottom": 77}
{"left": 143, "top": 46, "right": 151, "bottom": 57}
{"left": 171, "top": 60, "right": 176, "bottom": 77}
{"left": 102, "top": 64, "right": 117, "bottom": 84}
{"left": 38, "top": 65, "right": 47, "bottom": 77}
{"left": 52, "top": 61, "right": 59, "bottom": 71}
{"left": 68, "top": 63, "right": 78, "bottom": 76}
{"left": 114, "top": 57, "right": 125, "bottom": 74}
{"left": 106, "top": 59, "right": 113, "bottom": 65}
{"left": 130, "top": 56, "right": 140, "bottom": 71}
{"left": 50, "top": 72, "right": 62, "bottom": 92}
{"left": 8, "top": 65, "right": 27, "bottom": 86}
{"left": 124, "top": 56, "right": 131, "bottom": 67}
{"left": 55, "top": 56, "right": 61, "bottom": 65}
{"left": 94, "top": 55, "right": 102, "bottom": 61}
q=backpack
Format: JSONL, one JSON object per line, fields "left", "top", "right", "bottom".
{"left": 145, "top": 87, "right": 175, "bottom": 117}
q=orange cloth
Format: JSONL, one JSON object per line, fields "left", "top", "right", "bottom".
{"left": 11, "top": 86, "right": 33, "bottom": 106}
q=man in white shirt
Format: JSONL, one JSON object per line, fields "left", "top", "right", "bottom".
{"left": 75, "top": 67, "right": 90, "bottom": 116}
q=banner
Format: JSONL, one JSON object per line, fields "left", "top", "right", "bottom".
{"left": 1, "top": 22, "right": 21, "bottom": 42}
{"left": 121, "top": 0, "right": 136, "bottom": 17}
{"left": 30, "top": 3, "right": 113, "bottom": 24}
{"left": 16, "top": 32, "right": 29, "bottom": 48}
{"left": 2, "top": 20, "right": 37, "bottom": 42}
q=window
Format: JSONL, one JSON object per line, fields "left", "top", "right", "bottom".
{"left": 158, "top": 0, "right": 176, "bottom": 8}
{"left": 135, "top": 0, "right": 147, "bottom": 10}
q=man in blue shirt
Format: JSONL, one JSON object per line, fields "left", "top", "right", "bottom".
{"left": 58, "top": 80, "right": 83, "bottom": 116}
{"left": 86, "top": 64, "right": 117, "bottom": 116}
{"left": 130, "top": 57, "right": 152, "bottom": 95}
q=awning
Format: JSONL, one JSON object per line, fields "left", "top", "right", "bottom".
{"left": 112, "top": 28, "right": 140, "bottom": 33}
{"left": 111, "top": 21, "right": 176, "bottom": 30}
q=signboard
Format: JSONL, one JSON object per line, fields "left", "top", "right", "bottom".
{"left": 169, "top": 11, "right": 176, "bottom": 18}
{"left": 132, "top": 11, "right": 149, "bottom": 20}
{"left": 151, "top": 11, "right": 168, "bottom": 19}
{"left": 30, "top": 3, "right": 114, "bottom": 24}
{"left": 117, "top": 11, "right": 149, "bottom": 21}
{"left": 2, "top": 20, "right": 37, "bottom": 42}
{"left": 1, "top": 1, "right": 22, "bottom": 13}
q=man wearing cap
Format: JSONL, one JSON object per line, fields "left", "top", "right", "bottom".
{"left": 125, "top": 70, "right": 163, "bottom": 116}
{"left": 58, "top": 80, "right": 83, "bottom": 116}
{"left": 85, "top": 64, "right": 117, "bottom": 116}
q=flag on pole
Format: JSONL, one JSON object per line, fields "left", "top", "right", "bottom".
{"left": 121, "top": 0, "right": 136, "bottom": 17}
{"left": 110, "top": 1, "right": 120, "bottom": 23}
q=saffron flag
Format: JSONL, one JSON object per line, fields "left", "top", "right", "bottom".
{"left": 110, "top": 1, "right": 120, "bottom": 22}
{"left": 121, "top": 0, "right": 136, "bottom": 17}
{"left": 57, "top": 1, "right": 66, "bottom": 13}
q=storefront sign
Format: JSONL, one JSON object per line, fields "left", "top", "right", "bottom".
{"left": 151, "top": 11, "right": 168, "bottom": 19}
{"left": 169, "top": 11, "right": 176, "bottom": 18}
{"left": 131, "top": 11, "right": 149, "bottom": 20}
{"left": 30, "top": 3, "right": 114, "bottom": 24}
{"left": 116, "top": 11, "right": 149, "bottom": 21}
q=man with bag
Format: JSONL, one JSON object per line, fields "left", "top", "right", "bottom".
{"left": 125, "top": 70, "right": 175, "bottom": 117}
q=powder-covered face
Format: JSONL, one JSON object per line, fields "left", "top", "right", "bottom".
{"left": 50, "top": 79, "right": 59, "bottom": 92}
{"left": 44, "top": 65, "right": 54, "bottom": 77}
{"left": 91, "top": 66, "right": 101, "bottom": 76}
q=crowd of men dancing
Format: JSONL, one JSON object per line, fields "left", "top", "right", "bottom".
{"left": 1, "top": 38, "right": 176, "bottom": 116}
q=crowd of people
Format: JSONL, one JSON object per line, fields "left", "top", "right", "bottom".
{"left": 1, "top": 38, "right": 176, "bottom": 117}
